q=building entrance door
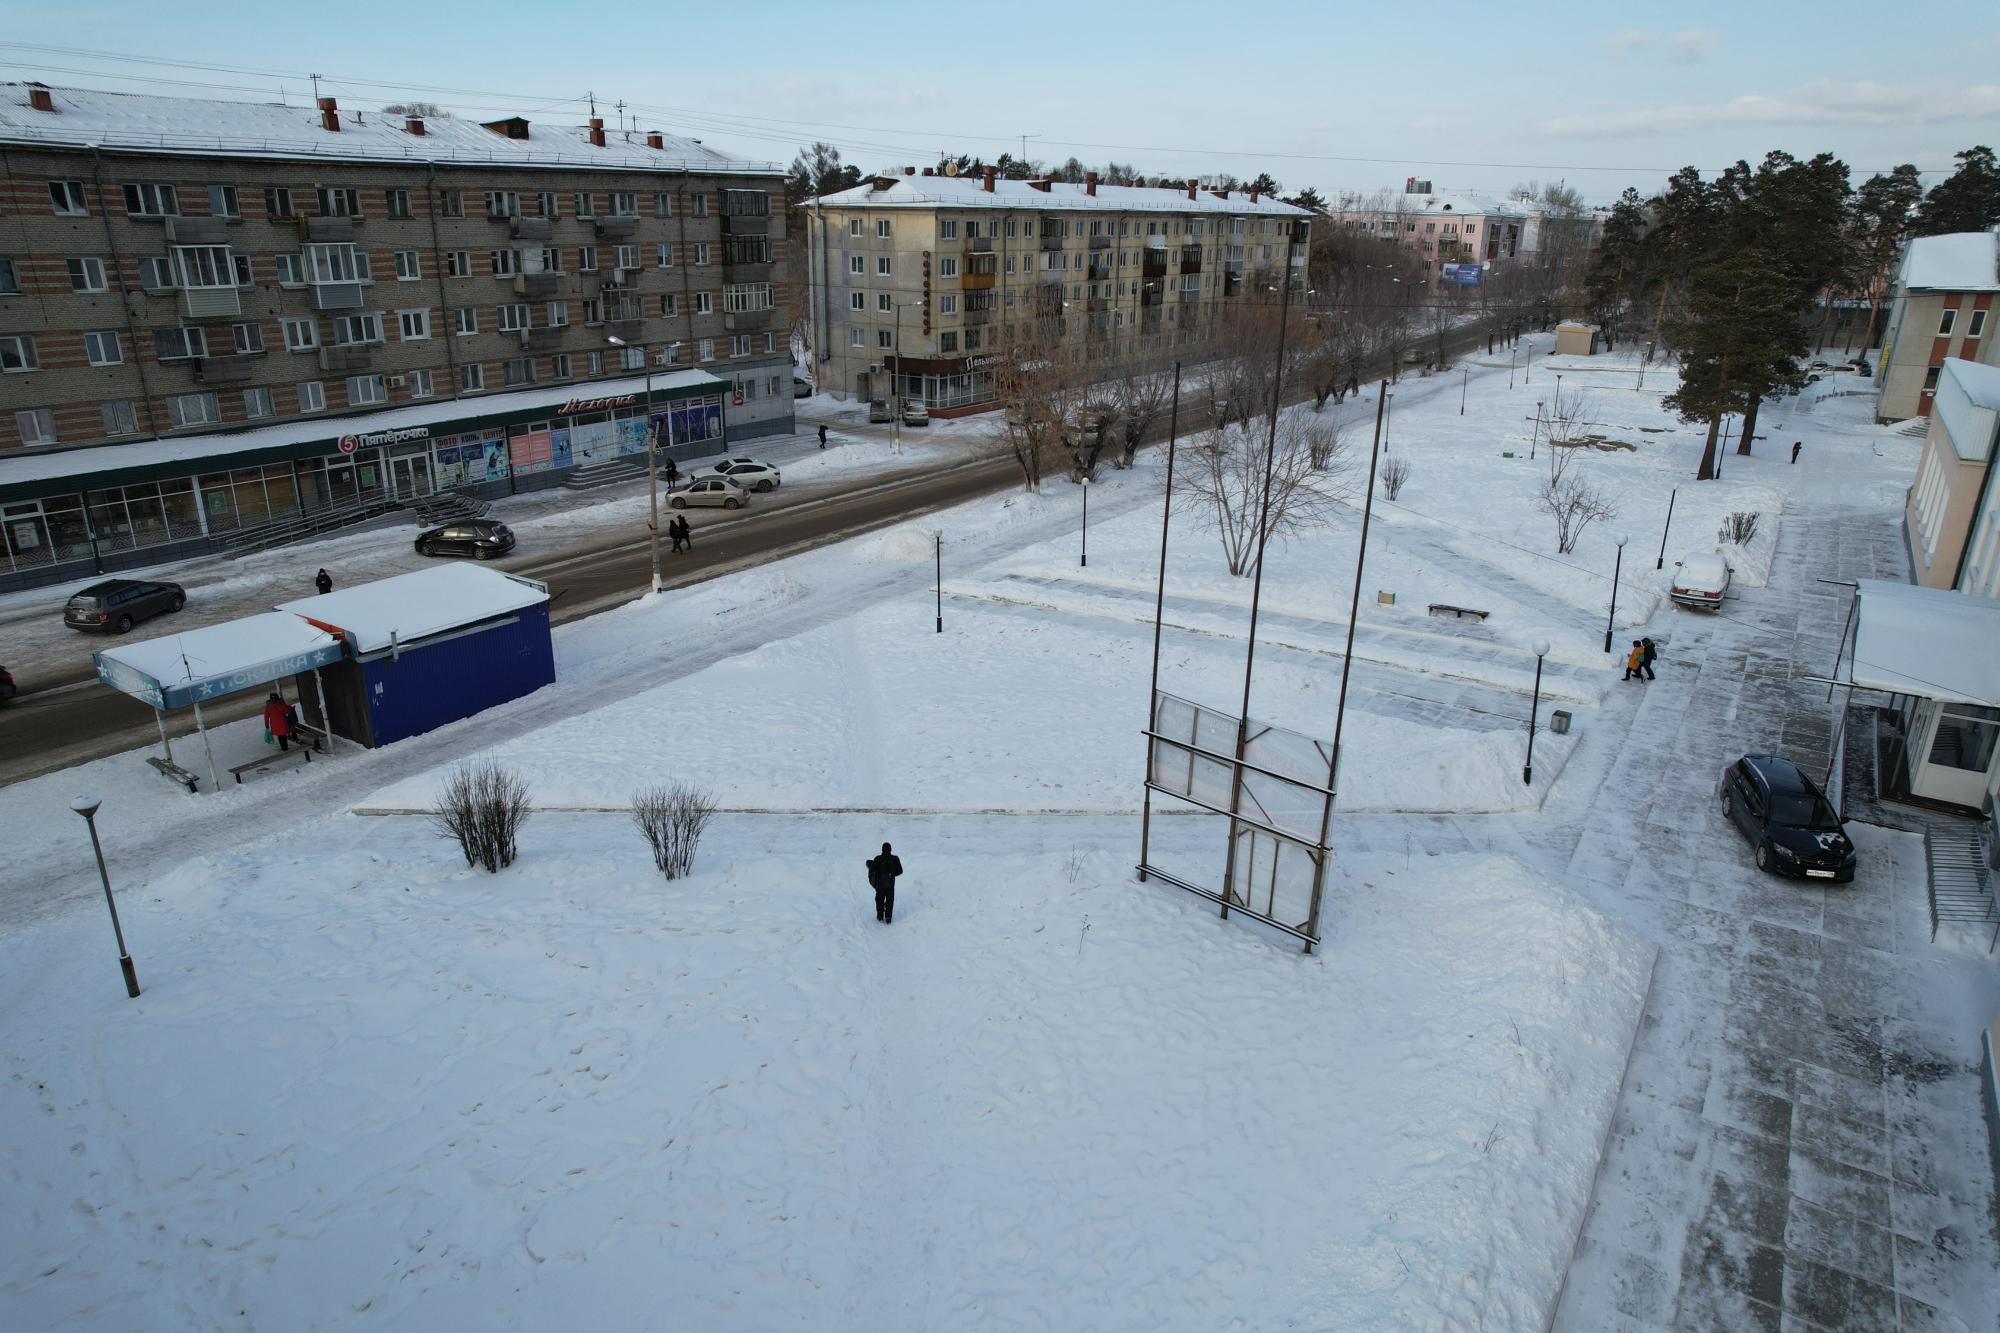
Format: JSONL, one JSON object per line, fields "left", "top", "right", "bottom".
{"left": 389, "top": 453, "right": 433, "bottom": 500}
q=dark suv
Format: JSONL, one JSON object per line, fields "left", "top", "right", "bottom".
{"left": 1718, "top": 754, "right": 1856, "bottom": 882}
{"left": 415, "top": 519, "right": 515, "bottom": 560}
{"left": 63, "top": 579, "right": 186, "bottom": 634}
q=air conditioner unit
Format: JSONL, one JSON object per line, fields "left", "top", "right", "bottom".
{"left": 388, "top": 375, "right": 406, "bottom": 387}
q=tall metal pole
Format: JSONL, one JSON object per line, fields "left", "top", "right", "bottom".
{"left": 1523, "top": 641, "right": 1549, "bottom": 785}
{"left": 933, "top": 529, "right": 943, "bottom": 634}
{"left": 1460, "top": 364, "right": 1468, "bottom": 415}
{"left": 892, "top": 305, "right": 904, "bottom": 456}
{"left": 1080, "top": 478, "right": 1089, "bottom": 567}
{"left": 644, "top": 350, "right": 661, "bottom": 593}
{"left": 1531, "top": 400, "right": 1543, "bottom": 460}
{"left": 1381, "top": 391, "right": 1394, "bottom": 454}
{"left": 1509, "top": 340, "right": 1517, "bottom": 390}
{"left": 1603, "top": 536, "right": 1628, "bottom": 653}
{"left": 1656, "top": 487, "right": 1677, "bottom": 569}
{"left": 72, "top": 799, "right": 139, "bottom": 998}
{"left": 190, "top": 698, "right": 220, "bottom": 793}
{"left": 1138, "top": 362, "right": 1182, "bottom": 885}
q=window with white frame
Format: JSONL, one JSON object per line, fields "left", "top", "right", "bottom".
{"left": 876, "top": 294, "right": 892, "bottom": 312}
{"left": 386, "top": 187, "right": 412, "bottom": 219}
{"left": 691, "top": 193, "right": 708, "bottom": 217}
{"left": 152, "top": 327, "right": 206, "bottom": 360}
{"left": 67, "top": 256, "right": 107, "bottom": 292}
{"left": 274, "top": 253, "right": 306, "bottom": 285}
{"left": 282, "top": 317, "right": 318, "bottom": 351}
{"left": 654, "top": 192, "right": 673, "bottom": 217}
{"left": 661, "top": 292, "right": 678, "bottom": 318}
{"left": 409, "top": 368, "right": 435, "bottom": 398}
{"left": 939, "top": 256, "right": 958, "bottom": 277}
{"left": 849, "top": 218, "right": 863, "bottom": 236}
{"left": 587, "top": 350, "right": 604, "bottom": 375}
{"left": 1971, "top": 310, "right": 1989, "bottom": 340}
{"left": 763, "top": 332, "right": 775, "bottom": 353}
{"left": 16, "top": 408, "right": 56, "bottom": 444}
{"left": 347, "top": 374, "right": 387, "bottom": 405}
{"left": 536, "top": 191, "right": 558, "bottom": 218}
{"left": 168, "top": 392, "right": 220, "bottom": 427}
{"left": 298, "top": 381, "right": 326, "bottom": 412}
{"left": 849, "top": 292, "right": 865, "bottom": 310}
{"left": 940, "top": 295, "right": 958, "bottom": 315}
{"left": 657, "top": 242, "right": 675, "bottom": 267}
{"left": 573, "top": 191, "right": 596, "bottom": 218}
{"left": 264, "top": 186, "right": 297, "bottom": 218}
{"left": 849, "top": 327, "right": 863, "bottom": 347}
{"left": 0, "top": 335, "right": 37, "bottom": 372}
{"left": 618, "top": 345, "right": 644, "bottom": 371}
{"left": 446, "top": 250, "right": 472, "bottom": 278}
{"left": 544, "top": 300, "right": 567, "bottom": 327}
{"left": 232, "top": 322, "right": 263, "bottom": 354}
{"left": 940, "top": 219, "right": 959, "bottom": 239}
{"left": 616, "top": 244, "right": 640, "bottom": 271}
{"left": 611, "top": 192, "right": 638, "bottom": 217}
{"left": 503, "top": 357, "right": 535, "bottom": 387}
{"left": 693, "top": 243, "right": 710, "bottom": 266}
{"left": 723, "top": 283, "right": 772, "bottom": 313}
{"left": 242, "top": 386, "right": 273, "bottom": 419}
{"left": 485, "top": 190, "right": 519, "bottom": 218}
{"left": 458, "top": 363, "right": 484, "bottom": 392}
{"left": 539, "top": 247, "right": 562, "bottom": 273}
{"left": 876, "top": 218, "right": 890, "bottom": 238}
{"left": 497, "top": 303, "right": 529, "bottom": 332}
{"left": 316, "top": 186, "right": 361, "bottom": 218}
{"left": 233, "top": 254, "right": 253, "bottom": 286}
{"left": 696, "top": 292, "right": 713, "bottom": 315}
{"left": 102, "top": 400, "right": 139, "bottom": 435}
{"left": 876, "top": 329, "right": 892, "bottom": 348}
{"left": 398, "top": 308, "right": 432, "bottom": 341}
{"left": 207, "top": 184, "right": 240, "bottom": 217}
{"left": 394, "top": 249, "right": 421, "bottom": 280}
{"left": 49, "top": 180, "right": 88, "bottom": 216}
{"left": 123, "top": 182, "right": 179, "bottom": 216}
{"left": 551, "top": 352, "right": 571, "bottom": 379}
{"left": 849, "top": 255, "right": 865, "bottom": 275}
{"left": 876, "top": 256, "right": 892, "bottom": 276}
{"left": 454, "top": 307, "right": 478, "bottom": 336}
{"left": 578, "top": 244, "right": 598, "bottom": 272}
{"left": 940, "top": 331, "right": 958, "bottom": 352}
{"left": 306, "top": 243, "right": 365, "bottom": 285}
{"left": 730, "top": 334, "right": 750, "bottom": 356}
{"left": 83, "top": 331, "right": 121, "bottom": 366}
{"left": 138, "top": 256, "right": 175, "bottom": 290}
{"left": 174, "top": 244, "right": 236, "bottom": 289}
{"left": 490, "top": 249, "right": 520, "bottom": 277}
{"left": 330, "top": 311, "right": 384, "bottom": 345}
{"left": 1939, "top": 309, "right": 1958, "bottom": 336}
{"left": 697, "top": 337, "right": 714, "bottom": 361}
{"left": 440, "top": 189, "right": 464, "bottom": 218}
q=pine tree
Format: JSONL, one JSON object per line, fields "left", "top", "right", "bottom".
{"left": 1849, "top": 165, "right": 1923, "bottom": 351}
{"left": 1666, "top": 249, "right": 1806, "bottom": 480}
{"left": 1915, "top": 147, "right": 2000, "bottom": 236}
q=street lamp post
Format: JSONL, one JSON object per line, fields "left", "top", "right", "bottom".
{"left": 1656, "top": 487, "right": 1677, "bottom": 569}
{"left": 1382, "top": 392, "right": 1394, "bottom": 453}
{"left": 606, "top": 334, "right": 662, "bottom": 593}
{"left": 1509, "top": 339, "right": 1518, "bottom": 390}
{"left": 1532, "top": 399, "right": 1544, "bottom": 460}
{"left": 933, "top": 527, "right": 943, "bottom": 633}
{"left": 1603, "top": 532, "right": 1630, "bottom": 653}
{"left": 1460, "top": 364, "right": 1469, "bottom": 415}
{"left": 70, "top": 796, "right": 139, "bottom": 998}
{"left": 892, "top": 305, "right": 904, "bottom": 457}
{"left": 1080, "top": 475, "right": 1090, "bottom": 567}
{"left": 1524, "top": 638, "right": 1551, "bottom": 785}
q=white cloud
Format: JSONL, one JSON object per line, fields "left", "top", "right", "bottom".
{"left": 1540, "top": 80, "right": 2000, "bottom": 138}
{"left": 1605, "top": 28, "right": 1719, "bottom": 63}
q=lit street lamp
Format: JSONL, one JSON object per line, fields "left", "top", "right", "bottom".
{"left": 1603, "top": 532, "right": 1630, "bottom": 654}
{"left": 933, "top": 527, "right": 944, "bottom": 633}
{"left": 605, "top": 334, "right": 662, "bottom": 594}
{"left": 1080, "top": 475, "right": 1091, "bottom": 567}
{"left": 1524, "top": 638, "right": 1551, "bottom": 785}
{"left": 70, "top": 796, "right": 139, "bottom": 998}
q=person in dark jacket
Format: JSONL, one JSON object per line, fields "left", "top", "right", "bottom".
{"left": 817, "top": 423, "right": 829, "bottom": 449}
{"left": 1640, "top": 637, "right": 1658, "bottom": 680}
{"left": 314, "top": 568, "right": 333, "bottom": 595}
{"left": 669, "top": 515, "right": 691, "bottom": 552}
{"left": 1622, "top": 640, "right": 1646, "bottom": 682}
{"left": 1790, "top": 440, "right": 1802, "bottom": 464}
{"left": 867, "top": 842, "right": 903, "bottom": 923}
{"left": 263, "top": 691, "right": 296, "bottom": 751}
{"left": 663, "top": 457, "right": 680, "bottom": 489}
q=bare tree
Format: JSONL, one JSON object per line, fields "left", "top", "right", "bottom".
{"left": 991, "top": 326, "right": 1090, "bottom": 491}
{"left": 431, "top": 758, "right": 531, "bottom": 873}
{"left": 1537, "top": 449, "right": 1619, "bottom": 554}
{"left": 632, "top": 782, "right": 718, "bottom": 880}
{"left": 383, "top": 101, "right": 450, "bottom": 119}
{"left": 1380, "top": 455, "right": 1412, "bottom": 500}
{"left": 1541, "top": 384, "right": 1595, "bottom": 477}
{"left": 1106, "top": 355, "right": 1178, "bottom": 467}
{"left": 1177, "top": 414, "right": 1353, "bottom": 576}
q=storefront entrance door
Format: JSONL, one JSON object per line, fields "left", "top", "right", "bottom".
{"left": 389, "top": 454, "right": 433, "bottom": 500}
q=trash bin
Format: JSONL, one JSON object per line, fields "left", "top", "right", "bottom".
{"left": 1550, "top": 710, "right": 1572, "bottom": 735}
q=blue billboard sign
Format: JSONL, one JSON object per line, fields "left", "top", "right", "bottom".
{"left": 1440, "top": 263, "right": 1484, "bottom": 287}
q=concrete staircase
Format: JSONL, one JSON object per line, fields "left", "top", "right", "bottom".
{"left": 1925, "top": 827, "right": 1999, "bottom": 952}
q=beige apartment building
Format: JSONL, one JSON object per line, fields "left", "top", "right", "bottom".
{"left": 806, "top": 168, "right": 1311, "bottom": 413}
{"left": 1876, "top": 228, "right": 1999, "bottom": 422}
{"left": 1907, "top": 357, "right": 2000, "bottom": 589}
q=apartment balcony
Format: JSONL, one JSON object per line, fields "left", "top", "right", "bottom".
{"left": 594, "top": 215, "right": 638, "bottom": 240}
{"left": 601, "top": 267, "right": 634, "bottom": 289}
{"left": 724, "top": 308, "right": 773, "bottom": 333}
{"left": 1088, "top": 234, "right": 1112, "bottom": 250}
{"left": 1179, "top": 247, "right": 1202, "bottom": 272}
{"left": 722, "top": 260, "right": 773, "bottom": 284}
{"left": 1036, "top": 266, "right": 1064, "bottom": 284}
{"left": 1145, "top": 235, "right": 1167, "bottom": 250}
{"left": 318, "top": 344, "right": 374, "bottom": 371}
{"left": 603, "top": 317, "right": 644, "bottom": 341}
{"left": 311, "top": 282, "right": 364, "bottom": 311}
{"left": 303, "top": 216, "right": 357, "bottom": 242}
{"left": 1178, "top": 287, "right": 1200, "bottom": 303}
{"left": 163, "top": 216, "right": 232, "bottom": 244}
{"left": 964, "top": 236, "right": 993, "bottom": 253}
{"left": 522, "top": 326, "right": 567, "bottom": 353}
{"left": 193, "top": 353, "right": 258, "bottom": 385}
{"left": 1039, "top": 233, "right": 1064, "bottom": 251}
{"left": 1035, "top": 283, "right": 1065, "bottom": 308}
{"left": 1086, "top": 296, "right": 1109, "bottom": 312}
{"left": 964, "top": 306, "right": 993, "bottom": 326}
{"left": 181, "top": 286, "right": 242, "bottom": 320}
{"left": 961, "top": 271, "right": 996, "bottom": 291}
{"left": 1086, "top": 262, "right": 1113, "bottom": 283}
{"left": 514, "top": 271, "right": 562, "bottom": 298}
{"left": 511, "top": 216, "right": 554, "bottom": 242}
{"left": 1140, "top": 282, "right": 1163, "bottom": 307}
{"left": 720, "top": 212, "right": 770, "bottom": 235}
{"left": 1223, "top": 259, "right": 1244, "bottom": 275}
{"left": 1141, "top": 255, "right": 1168, "bottom": 279}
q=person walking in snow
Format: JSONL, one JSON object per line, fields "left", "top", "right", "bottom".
{"left": 663, "top": 456, "right": 680, "bottom": 490}
{"left": 1791, "top": 440, "right": 1802, "bottom": 464}
{"left": 817, "top": 423, "right": 829, "bottom": 449}
{"left": 314, "top": 567, "right": 332, "bottom": 595}
{"left": 263, "top": 691, "right": 297, "bottom": 751}
{"left": 867, "top": 842, "right": 903, "bottom": 924}
{"left": 1640, "top": 637, "right": 1658, "bottom": 681}
{"left": 1622, "top": 640, "right": 1647, "bottom": 682}
{"left": 669, "top": 515, "right": 691, "bottom": 553}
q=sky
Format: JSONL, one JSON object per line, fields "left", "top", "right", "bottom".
{"left": 3, "top": 0, "right": 1997, "bottom": 205}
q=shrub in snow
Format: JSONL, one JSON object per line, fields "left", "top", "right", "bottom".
{"left": 1380, "top": 456, "right": 1412, "bottom": 501}
{"left": 632, "top": 782, "right": 717, "bottom": 880}
{"left": 432, "top": 758, "right": 531, "bottom": 873}
{"left": 1536, "top": 449, "right": 1618, "bottom": 555}
{"left": 1176, "top": 415, "right": 1352, "bottom": 576}
{"left": 1718, "top": 511, "right": 1760, "bottom": 545}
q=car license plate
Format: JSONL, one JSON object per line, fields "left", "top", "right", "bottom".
{"left": 1806, "top": 869, "right": 1835, "bottom": 879}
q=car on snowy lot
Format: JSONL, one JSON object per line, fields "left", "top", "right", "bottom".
{"left": 793, "top": 376, "right": 814, "bottom": 398}
{"left": 868, "top": 398, "right": 895, "bottom": 424}
{"left": 1670, "top": 551, "right": 1732, "bottom": 610}
{"left": 669, "top": 476, "right": 750, "bottom": 509}
{"left": 415, "top": 519, "right": 515, "bottom": 560}
{"left": 62, "top": 578, "right": 185, "bottom": 634}
{"left": 694, "top": 459, "right": 780, "bottom": 491}
{"left": 1718, "top": 754, "right": 1857, "bottom": 882}
{"left": 901, "top": 398, "right": 930, "bottom": 427}
{"left": 0, "top": 663, "right": 15, "bottom": 702}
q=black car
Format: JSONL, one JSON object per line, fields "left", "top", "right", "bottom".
{"left": 63, "top": 579, "right": 186, "bottom": 634}
{"left": 1718, "top": 754, "right": 1856, "bottom": 882}
{"left": 415, "top": 519, "right": 515, "bottom": 559}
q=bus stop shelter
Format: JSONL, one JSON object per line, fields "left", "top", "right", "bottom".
{"left": 93, "top": 612, "right": 346, "bottom": 792}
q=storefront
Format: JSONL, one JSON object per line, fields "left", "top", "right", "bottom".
{"left": 880, "top": 354, "right": 1001, "bottom": 416}
{"left": 0, "top": 370, "right": 729, "bottom": 590}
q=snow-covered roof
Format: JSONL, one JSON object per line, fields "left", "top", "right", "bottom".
{"left": 1900, "top": 230, "right": 2000, "bottom": 292}
{"left": 95, "top": 611, "right": 344, "bottom": 710}
{"left": 280, "top": 564, "right": 548, "bottom": 654}
{"left": 0, "top": 83, "right": 780, "bottom": 176}
{"left": 0, "top": 369, "right": 729, "bottom": 493}
{"left": 1934, "top": 359, "right": 2000, "bottom": 462}
{"left": 1849, "top": 579, "right": 2000, "bottom": 706}
{"left": 1328, "top": 190, "right": 1528, "bottom": 221}
{"left": 812, "top": 174, "right": 1310, "bottom": 217}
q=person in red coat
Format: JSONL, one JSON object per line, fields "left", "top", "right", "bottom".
{"left": 263, "top": 692, "right": 296, "bottom": 752}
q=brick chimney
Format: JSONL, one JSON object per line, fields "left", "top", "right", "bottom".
{"left": 404, "top": 116, "right": 425, "bottom": 136}
{"left": 922, "top": 167, "right": 934, "bottom": 176}
{"left": 982, "top": 166, "right": 996, "bottom": 193}
{"left": 646, "top": 131, "right": 664, "bottom": 149}
{"left": 1187, "top": 180, "right": 1197, "bottom": 201}
{"left": 588, "top": 117, "right": 606, "bottom": 147}
{"left": 1249, "top": 186, "right": 1260, "bottom": 204}
{"left": 1028, "top": 179, "right": 1052, "bottom": 193}
{"left": 318, "top": 97, "right": 340, "bottom": 132}
{"left": 1085, "top": 171, "right": 1098, "bottom": 197}
{"left": 27, "top": 85, "right": 55, "bottom": 114}
{"left": 903, "top": 166, "right": 917, "bottom": 176}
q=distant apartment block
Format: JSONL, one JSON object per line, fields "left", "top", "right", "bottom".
{"left": 1876, "top": 228, "right": 1999, "bottom": 422}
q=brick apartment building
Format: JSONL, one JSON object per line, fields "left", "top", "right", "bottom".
{"left": 1875, "top": 227, "right": 1999, "bottom": 422}
{"left": 1323, "top": 181, "right": 1528, "bottom": 285}
{"left": 805, "top": 167, "right": 1310, "bottom": 414}
{"left": 0, "top": 82, "right": 793, "bottom": 589}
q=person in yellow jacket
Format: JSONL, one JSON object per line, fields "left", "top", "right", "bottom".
{"left": 1622, "top": 640, "right": 1647, "bottom": 682}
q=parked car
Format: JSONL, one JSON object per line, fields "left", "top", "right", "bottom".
{"left": 0, "top": 663, "right": 15, "bottom": 702}
{"left": 1718, "top": 754, "right": 1857, "bottom": 882}
{"left": 1850, "top": 358, "right": 1873, "bottom": 376}
{"left": 696, "top": 459, "right": 781, "bottom": 491}
{"left": 670, "top": 476, "right": 750, "bottom": 509}
{"left": 414, "top": 518, "right": 515, "bottom": 560}
{"left": 793, "top": 376, "right": 814, "bottom": 399}
{"left": 1669, "top": 551, "right": 1733, "bottom": 610}
{"left": 62, "top": 579, "right": 185, "bottom": 634}
{"left": 901, "top": 399, "right": 930, "bottom": 427}
{"left": 868, "top": 398, "right": 894, "bottom": 424}
{"left": 1806, "top": 359, "right": 1832, "bottom": 371}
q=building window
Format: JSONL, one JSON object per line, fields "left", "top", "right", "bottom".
{"left": 551, "top": 353, "right": 571, "bottom": 379}
{"left": 490, "top": 249, "right": 521, "bottom": 277}
{"left": 83, "top": 331, "right": 122, "bottom": 366}
{"left": 496, "top": 304, "right": 529, "bottom": 333}
{"left": 440, "top": 190, "right": 464, "bottom": 218}
{"left": 653, "top": 192, "right": 673, "bottom": 217}
{"left": 578, "top": 245, "right": 598, "bottom": 272}
{"left": 537, "top": 300, "right": 564, "bottom": 328}
{"left": 849, "top": 292, "right": 865, "bottom": 310}
{"left": 102, "top": 400, "right": 139, "bottom": 435}
{"left": 849, "top": 327, "right": 864, "bottom": 347}
{"left": 347, "top": 374, "right": 387, "bottom": 405}
{"left": 940, "top": 331, "right": 958, "bottom": 353}
{"left": 691, "top": 193, "right": 708, "bottom": 218}
{"left": 264, "top": 186, "right": 296, "bottom": 218}
{"left": 877, "top": 294, "right": 892, "bottom": 312}
{"left": 574, "top": 192, "right": 596, "bottom": 219}
{"left": 536, "top": 191, "right": 558, "bottom": 218}
{"left": 305, "top": 242, "right": 365, "bottom": 285}
{"left": 168, "top": 392, "right": 220, "bottom": 428}
{"left": 693, "top": 243, "right": 710, "bottom": 266}
{"left": 242, "top": 386, "right": 274, "bottom": 419}
{"left": 458, "top": 363, "right": 484, "bottom": 392}
{"left": 153, "top": 327, "right": 207, "bottom": 360}
{"left": 330, "top": 312, "right": 384, "bottom": 345}
{"left": 385, "top": 187, "right": 412, "bottom": 219}
{"left": 730, "top": 334, "right": 750, "bottom": 357}
{"left": 274, "top": 253, "right": 306, "bottom": 285}
{"left": 0, "top": 257, "right": 17, "bottom": 295}
{"left": 661, "top": 292, "right": 678, "bottom": 318}
{"left": 611, "top": 192, "right": 638, "bottom": 217}
{"left": 298, "top": 381, "right": 326, "bottom": 412}
{"left": 723, "top": 283, "right": 773, "bottom": 313}
{"left": 940, "top": 219, "right": 959, "bottom": 240}
{"left": 848, "top": 255, "right": 865, "bottom": 276}
{"left": 1939, "top": 309, "right": 1957, "bottom": 336}
{"left": 17, "top": 408, "right": 57, "bottom": 445}
{"left": 409, "top": 368, "right": 434, "bottom": 398}
{"left": 174, "top": 244, "right": 236, "bottom": 289}
{"left": 582, "top": 297, "right": 602, "bottom": 325}
{"left": 315, "top": 186, "right": 361, "bottom": 218}
{"left": 232, "top": 322, "right": 264, "bottom": 354}
{"left": 206, "top": 184, "right": 240, "bottom": 218}
{"left": 282, "top": 318, "right": 318, "bottom": 351}
{"left": 848, "top": 218, "right": 862, "bottom": 236}
{"left": 398, "top": 308, "right": 432, "bottom": 341}
{"left": 233, "top": 254, "right": 254, "bottom": 286}
{"left": 939, "top": 256, "right": 959, "bottom": 278}
{"left": 67, "top": 256, "right": 107, "bottom": 292}
{"left": 876, "top": 257, "right": 892, "bottom": 275}
{"left": 876, "top": 218, "right": 891, "bottom": 238}
{"left": 697, "top": 337, "right": 714, "bottom": 361}
{"left": 503, "top": 357, "right": 535, "bottom": 387}
{"left": 1923, "top": 366, "right": 1942, "bottom": 394}
{"left": 123, "top": 183, "right": 180, "bottom": 216}
{"left": 940, "top": 295, "right": 958, "bottom": 315}
{"left": 485, "top": 190, "right": 519, "bottom": 218}
{"left": 657, "top": 242, "right": 675, "bottom": 267}
{"left": 446, "top": 251, "right": 472, "bottom": 279}
{"left": 450, "top": 307, "right": 476, "bottom": 336}
{"left": 49, "top": 180, "right": 89, "bottom": 216}
{"left": 538, "top": 247, "right": 563, "bottom": 273}
{"left": 762, "top": 332, "right": 776, "bottom": 353}
{"left": 394, "top": 250, "right": 421, "bottom": 281}
{"left": 1970, "top": 310, "right": 1989, "bottom": 340}
{"left": 587, "top": 350, "right": 604, "bottom": 375}
{"left": 616, "top": 244, "right": 640, "bottom": 271}
{"left": 877, "top": 329, "right": 892, "bottom": 349}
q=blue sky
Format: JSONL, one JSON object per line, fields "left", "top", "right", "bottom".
{"left": 4, "top": 1, "right": 1997, "bottom": 202}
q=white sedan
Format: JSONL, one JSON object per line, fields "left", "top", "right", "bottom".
{"left": 670, "top": 476, "right": 751, "bottom": 509}
{"left": 694, "top": 459, "right": 781, "bottom": 492}
{"left": 1669, "top": 551, "right": 1732, "bottom": 609}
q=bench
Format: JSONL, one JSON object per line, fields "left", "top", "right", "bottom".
{"left": 1427, "top": 603, "right": 1491, "bottom": 622}
{"left": 290, "top": 719, "right": 330, "bottom": 753}
{"left": 230, "top": 745, "right": 311, "bottom": 784}
{"left": 146, "top": 754, "right": 201, "bottom": 794}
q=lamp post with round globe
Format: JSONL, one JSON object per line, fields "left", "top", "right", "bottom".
{"left": 71, "top": 795, "right": 139, "bottom": 998}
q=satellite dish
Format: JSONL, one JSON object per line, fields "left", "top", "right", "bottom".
{"left": 945, "top": 162, "right": 959, "bottom": 177}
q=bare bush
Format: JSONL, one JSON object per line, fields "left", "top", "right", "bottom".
{"left": 1718, "top": 511, "right": 1760, "bottom": 545}
{"left": 1177, "top": 413, "right": 1353, "bottom": 576}
{"left": 432, "top": 758, "right": 531, "bottom": 873}
{"left": 632, "top": 782, "right": 718, "bottom": 880}
{"left": 1380, "top": 456, "right": 1412, "bottom": 501}
{"left": 1538, "top": 464, "right": 1619, "bottom": 555}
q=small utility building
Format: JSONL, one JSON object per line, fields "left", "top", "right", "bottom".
{"left": 280, "top": 564, "right": 554, "bottom": 748}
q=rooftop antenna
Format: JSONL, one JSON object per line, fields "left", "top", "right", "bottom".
{"left": 1019, "top": 133, "right": 1040, "bottom": 168}
{"left": 309, "top": 73, "right": 321, "bottom": 103}
{"left": 587, "top": 90, "right": 597, "bottom": 118}
{"left": 615, "top": 98, "right": 627, "bottom": 133}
